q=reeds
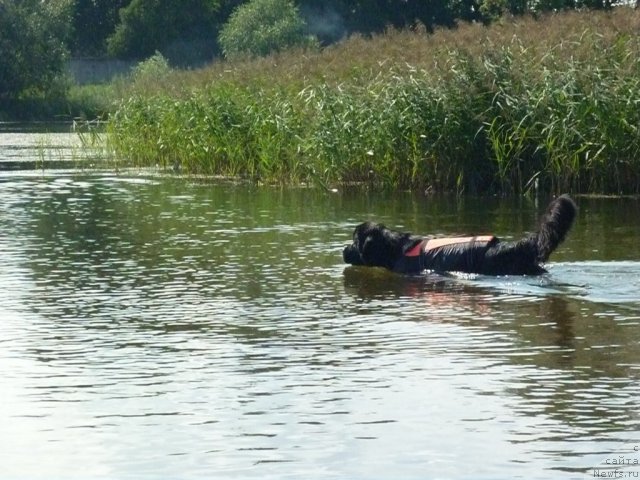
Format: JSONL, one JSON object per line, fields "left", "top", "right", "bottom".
{"left": 106, "top": 9, "right": 640, "bottom": 193}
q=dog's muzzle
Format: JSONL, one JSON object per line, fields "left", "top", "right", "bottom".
{"left": 343, "top": 245, "right": 364, "bottom": 265}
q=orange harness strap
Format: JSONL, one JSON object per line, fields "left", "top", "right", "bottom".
{"left": 425, "top": 235, "right": 495, "bottom": 251}
{"left": 404, "top": 235, "right": 495, "bottom": 258}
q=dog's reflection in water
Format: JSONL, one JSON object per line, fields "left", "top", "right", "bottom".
{"left": 342, "top": 266, "right": 578, "bottom": 360}
{"left": 342, "top": 265, "right": 494, "bottom": 316}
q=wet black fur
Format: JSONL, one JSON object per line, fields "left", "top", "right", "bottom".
{"left": 342, "top": 194, "right": 577, "bottom": 276}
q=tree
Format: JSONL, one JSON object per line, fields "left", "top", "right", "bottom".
{"left": 106, "top": 0, "right": 221, "bottom": 63}
{"left": 218, "top": 0, "right": 317, "bottom": 59}
{"left": 70, "top": 0, "right": 130, "bottom": 56}
{"left": 0, "top": 0, "right": 71, "bottom": 101}
{"left": 297, "top": 0, "right": 464, "bottom": 36}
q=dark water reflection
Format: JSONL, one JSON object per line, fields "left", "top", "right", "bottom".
{"left": 1, "top": 172, "right": 639, "bottom": 479}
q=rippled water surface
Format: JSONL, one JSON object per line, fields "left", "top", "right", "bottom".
{"left": 1, "top": 135, "right": 640, "bottom": 479}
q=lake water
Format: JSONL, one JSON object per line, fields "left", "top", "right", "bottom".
{"left": 1, "top": 129, "right": 640, "bottom": 479}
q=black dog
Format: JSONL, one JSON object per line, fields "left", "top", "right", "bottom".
{"left": 343, "top": 195, "right": 577, "bottom": 276}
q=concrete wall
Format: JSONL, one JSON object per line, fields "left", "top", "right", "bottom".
{"left": 68, "top": 58, "right": 136, "bottom": 85}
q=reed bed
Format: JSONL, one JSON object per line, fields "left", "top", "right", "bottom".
{"left": 107, "top": 9, "right": 640, "bottom": 193}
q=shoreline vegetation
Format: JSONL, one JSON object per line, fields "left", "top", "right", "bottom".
{"left": 11, "top": 9, "right": 640, "bottom": 194}
{"left": 105, "top": 9, "right": 640, "bottom": 194}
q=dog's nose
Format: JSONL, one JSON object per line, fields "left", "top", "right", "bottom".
{"left": 343, "top": 245, "right": 363, "bottom": 265}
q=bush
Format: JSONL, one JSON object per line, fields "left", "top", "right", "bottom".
{"left": 132, "top": 52, "right": 172, "bottom": 83}
{"left": 218, "top": 0, "right": 318, "bottom": 59}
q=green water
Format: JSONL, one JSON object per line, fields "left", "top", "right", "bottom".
{"left": 1, "top": 136, "right": 640, "bottom": 479}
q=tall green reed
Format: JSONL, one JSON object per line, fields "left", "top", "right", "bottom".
{"left": 106, "top": 9, "right": 640, "bottom": 194}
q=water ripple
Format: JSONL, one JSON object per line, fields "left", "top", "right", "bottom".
{"left": 1, "top": 173, "right": 640, "bottom": 479}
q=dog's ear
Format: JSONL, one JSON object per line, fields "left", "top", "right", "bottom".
{"left": 360, "top": 234, "right": 380, "bottom": 266}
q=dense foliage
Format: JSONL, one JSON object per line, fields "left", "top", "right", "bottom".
{"left": 2, "top": 0, "right": 634, "bottom": 109}
{"left": 0, "top": 0, "right": 71, "bottom": 102}
{"left": 106, "top": 0, "right": 221, "bottom": 63}
{"left": 70, "top": 0, "right": 129, "bottom": 56}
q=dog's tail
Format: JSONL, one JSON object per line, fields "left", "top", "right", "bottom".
{"left": 534, "top": 194, "right": 577, "bottom": 263}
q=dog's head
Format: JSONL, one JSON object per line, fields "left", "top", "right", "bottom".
{"left": 343, "top": 222, "right": 418, "bottom": 271}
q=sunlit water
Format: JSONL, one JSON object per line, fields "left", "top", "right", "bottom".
{"left": 1, "top": 132, "right": 640, "bottom": 479}
{"left": 0, "top": 124, "right": 83, "bottom": 170}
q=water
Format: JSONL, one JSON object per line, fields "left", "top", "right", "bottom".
{"left": 1, "top": 131, "right": 640, "bottom": 479}
{"left": 0, "top": 123, "right": 83, "bottom": 170}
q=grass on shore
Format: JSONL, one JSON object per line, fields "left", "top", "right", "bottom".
{"left": 106, "top": 9, "right": 640, "bottom": 194}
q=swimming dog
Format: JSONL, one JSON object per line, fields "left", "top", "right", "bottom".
{"left": 342, "top": 195, "right": 577, "bottom": 276}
